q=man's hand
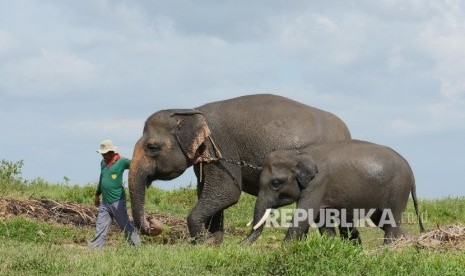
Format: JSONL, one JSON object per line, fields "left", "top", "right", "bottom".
{"left": 94, "top": 194, "right": 101, "bottom": 207}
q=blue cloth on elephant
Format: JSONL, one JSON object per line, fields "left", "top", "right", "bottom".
{"left": 88, "top": 195, "right": 140, "bottom": 248}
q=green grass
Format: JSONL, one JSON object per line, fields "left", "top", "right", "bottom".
{"left": 0, "top": 159, "right": 464, "bottom": 275}
{"left": 1, "top": 217, "right": 89, "bottom": 245}
{"left": 1, "top": 233, "right": 464, "bottom": 275}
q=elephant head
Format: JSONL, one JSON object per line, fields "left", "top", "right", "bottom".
{"left": 129, "top": 109, "right": 219, "bottom": 235}
{"left": 244, "top": 150, "right": 318, "bottom": 243}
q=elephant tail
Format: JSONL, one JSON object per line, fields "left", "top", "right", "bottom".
{"left": 411, "top": 184, "right": 425, "bottom": 233}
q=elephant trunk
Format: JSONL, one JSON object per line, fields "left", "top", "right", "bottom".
{"left": 128, "top": 141, "right": 159, "bottom": 236}
{"left": 242, "top": 197, "right": 271, "bottom": 244}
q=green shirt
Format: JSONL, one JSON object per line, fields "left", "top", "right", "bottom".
{"left": 97, "top": 157, "right": 131, "bottom": 204}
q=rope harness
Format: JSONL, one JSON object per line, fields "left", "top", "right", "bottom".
{"left": 217, "top": 157, "right": 263, "bottom": 171}
{"left": 199, "top": 156, "right": 262, "bottom": 184}
{"left": 172, "top": 109, "right": 263, "bottom": 182}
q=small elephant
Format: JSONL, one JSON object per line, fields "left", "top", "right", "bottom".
{"left": 244, "top": 140, "right": 425, "bottom": 244}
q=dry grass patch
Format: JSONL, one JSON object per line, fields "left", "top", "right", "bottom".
{"left": 390, "top": 224, "right": 465, "bottom": 251}
{"left": 0, "top": 197, "right": 190, "bottom": 243}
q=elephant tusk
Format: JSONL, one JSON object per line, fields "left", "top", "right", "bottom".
{"left": 253, "top": 208, "right": 272, "bottom": 230}
{"left": 246, "top": 219, "right": 253, "bottom": 227}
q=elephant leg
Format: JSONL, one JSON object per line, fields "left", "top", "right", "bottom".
{"left": 369, "top": 209, "right": 383, "bottom": 227}
{"left": 318, "top": 213, "right": 337, "bottom": 237}
{"left": 284, "top": 186, "right": 325, "bottom": 241}
{"left": 285, "top": 218, "right": 310, "bottom": 241}
{"left": 316, "top": 208, "right": 337, "bottom": 237}
{"left": 194, "top": 164, "right": 225, "bottom": 244}
{"left": 203, "top": 211, "right": 224, "bottom": 245}
{"left": 370, "top": 208, "right": 404, "bottom": 245}
{"left": 318, "top": 209, "right": 360, "bottom": 242}
{"left": 319, "top": 226, "right": 337, "bottom": 237}
{"left": 383, "top": 206, "right": 405, "bottom": 244}
{"left": 192, "top": 163, "right": 226, "bottom": 245}
{"left": 382, "top": 225, "right": 405, "bottom": 244}
{"left": 188, "top": 193, "right": 239, "bottom": 245}
{"left": 338, "top": 213, "right": 362, "bottom": 244}
{"left": 339, "top": 226, "right": 362, "bottom": 244}
{"left": 188, "top": 162, "right": 241, "bottom": 244}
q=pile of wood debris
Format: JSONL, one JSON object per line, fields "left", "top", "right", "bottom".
{"left": 0, "top": 197, "right": 189, "bottom": 244}
{"left": 391, "top": 224, "right": 465, "bottom": 251}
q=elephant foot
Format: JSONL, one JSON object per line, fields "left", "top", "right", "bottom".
{"left": 240, "top": 237, "right": 256, "bottom": 245}
{"left": 205, "top": 231, "right": 224, "bottom": 246}
{"left": 349, "top": 232, "right": 362, "bottom": 245}
{"left": 284, "top": 227, "right": 307, "bottom": 241}
{"left": 341, "top": 227, "right": 362, "bottom": 245}
{"left": 383, "top": 227, "right": 405, "bottom": 245}
{"left": 348, "top": 235, "right": 362, "bottom": 245}
{"left": 190, "top": 231, "right": 224, "bottom": 246}
{"left": 241, "top": 233, "right": 258, "bottom": 245}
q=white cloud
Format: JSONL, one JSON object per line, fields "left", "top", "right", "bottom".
{"left": 390, "top": 120, "right": 422, "bottom": 135}
{"left": 386, "top": 99, "right": 465, "bottom": 136}
{"left": 0, "top": 49, "right": 97, "bottom": 97}
{"left": 275, "top": 10, "right": 375, "bottom": 70}
{"left": 417, "top": 1, "right": 465, "bottom": 101}
{"left": 0, "top": 30, "right": 19, "bottom": 57}
{"left": 63, "top": 119, "right": 143, "bottom": 137}
{"left": 386, "top": 47, "right": 414, "bottom": 73}
{"left": 278, "top": 12, "right": 340, "bottom": 52}
{"left": 428, "top": 101, "right": 465, "bottom": 123}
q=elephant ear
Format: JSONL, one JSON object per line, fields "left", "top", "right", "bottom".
{"left": 171, "top": 110, "right": 220, "bottom": 165}
{"left": 296, "top": 155, "right": 318, "bottom": 189}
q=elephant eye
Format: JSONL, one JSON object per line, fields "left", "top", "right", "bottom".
{"left": 144, "top": 143, "right": 161, "bottom": 156}
{"left": 269, "top": 179, "right": 284, "bottom": 190}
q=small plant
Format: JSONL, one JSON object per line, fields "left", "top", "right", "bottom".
{"left": 0, "top": 159, "right": 24, "bottom": 183}
{"left": 0, "top": 159, "right": 27, "bottom": 194}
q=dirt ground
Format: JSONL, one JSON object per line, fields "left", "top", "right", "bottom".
{"left": 390, "top": 224, "right": 465, "bottom": 251}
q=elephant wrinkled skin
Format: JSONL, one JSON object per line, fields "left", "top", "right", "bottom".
{"left": 128, "top": 94, "right": 351, "bottom": 243}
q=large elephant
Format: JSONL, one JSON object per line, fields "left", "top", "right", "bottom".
{"left": 128, "top": 94, "right": 351, "bottom": 244}
{"left": 244, "top": 140, "right": 425, "bottom": 244}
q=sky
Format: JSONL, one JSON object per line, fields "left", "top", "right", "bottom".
{"left": 0, "top": 0, "right": 464, "bottom": 198}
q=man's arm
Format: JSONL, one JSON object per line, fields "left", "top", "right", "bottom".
{"left": 95, "top": 173, "right": 102, "bottom": 207}
{"left": 125, "top": 158, "right": 131, "bottom": 170}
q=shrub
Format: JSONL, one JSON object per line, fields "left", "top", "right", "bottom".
{"left": 0, "top": 159, "right": 28, "bottom": 195}
{"left": 0, "top": 159, "right": 24, "bottom": 183}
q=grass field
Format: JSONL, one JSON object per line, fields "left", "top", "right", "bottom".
{"left": 1, "top": 160, "right": 464, "bottom": 275}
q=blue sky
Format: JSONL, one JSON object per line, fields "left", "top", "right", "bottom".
{"left": 0, "top": 1, "right": 464, "bottom": 198}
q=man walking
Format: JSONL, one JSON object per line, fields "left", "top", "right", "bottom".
{"left": 88, "top": 139, "right": 140, "bottom": 248}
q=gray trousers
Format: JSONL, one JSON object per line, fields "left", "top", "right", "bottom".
{"left": 88, "top": 197, "right": 140, "bottom": 248}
